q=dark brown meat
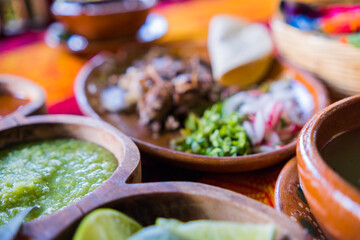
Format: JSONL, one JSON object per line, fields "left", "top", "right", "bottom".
{"left": 138, "top": 81, "right": 174, "bottom": 126}
{"left": 108, "top": 48, "right": 225, "bottom": 133}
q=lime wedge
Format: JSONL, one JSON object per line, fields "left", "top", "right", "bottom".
{"left": 73, "top": 208, "right": 142, "bottom": 240}
{"left": 128, "top": 225, "right": 186, "bottom": 240}
{"left": 155, "top": 218, "right": 276, "bottom": 240}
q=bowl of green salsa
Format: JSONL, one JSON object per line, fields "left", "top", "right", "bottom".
{"left": 0, "top": 114, "right": 140, "bottom": 238}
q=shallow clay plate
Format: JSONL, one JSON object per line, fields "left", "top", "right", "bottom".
{"left": 274, "top": 158, "right": 327, "bottom": 240}
{"left": 75, "top": 46, "right": 329, "bottom": 172}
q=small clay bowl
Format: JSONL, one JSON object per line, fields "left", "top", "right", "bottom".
{"left": 75, "top": 47, "right": 329, "bottom": 172}
{"left": 0, "top": 114, "right": 140, "bottom": 239}
{"left": 297, "top": 95, "right": 360, "bottom": 240}
{"left": 51, "top": 0, "right": 157, "bottom": 40}
{"left": 19, "top": 181, "right": 310, "bottom": 239}
{"left": 0, "top": 74, "right": 46, "bottom": 119}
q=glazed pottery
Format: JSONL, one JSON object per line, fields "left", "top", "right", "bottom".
{"left": 51, "top": 0, "right": 157, "bottom": 40}
{"left": 275, "top": 157, "right": 327, "bottom": 240}
{"left": 297, "top": 95, "right": 360, "bottom": 240}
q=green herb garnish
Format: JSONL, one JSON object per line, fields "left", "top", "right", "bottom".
{"left": 171, "top": 103, "right": 251, "bottom": 157}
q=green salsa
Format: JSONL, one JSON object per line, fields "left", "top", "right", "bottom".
{"left": 0, "top": 139, "right": 118, "bottom": 225}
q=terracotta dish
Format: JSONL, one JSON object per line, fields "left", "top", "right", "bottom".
{"left": 0, "top": 114, "right": 141, "bottom": 240}
{"left": 275, "top": 158, "right": 327, "bottom": 240}
{"left": 297, "top": 95, "right": 360, "bottom": 240}
{"left": 74, "top": 47, "right": 329, "bottom": 172}
{"left": 0, "top": 74, "right": 46, "bottom": 119}
{"left": 51, "top": 0, "right": 157, "bottom": 40}
{"left": 18, "top": 181, "right": 310, "bottom": 240}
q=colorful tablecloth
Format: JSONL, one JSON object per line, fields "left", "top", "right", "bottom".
{"left": 0, "top": 0, "right": 284, "bottom": 207}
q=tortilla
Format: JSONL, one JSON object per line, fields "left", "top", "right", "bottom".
{"left": 208, "top": 15, "right": 274, "bottom": 87}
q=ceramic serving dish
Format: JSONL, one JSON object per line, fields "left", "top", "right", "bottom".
{"left": 74, "top": 46, "right": 329, "bottom": 172}
{"left": 0, "top": 74, "right": 46, "bottom": 119}
{"left": 297, "top": 95, "right": 360, "bottom": 240}
{"left": 0, "top": 114, "right": 140, "bottom": 239}
{"left": 274, "top": 158, "right": 327, "bottom": 240}
{"left": 51, "top": 0, "right": 157, "bottom": 40}
{"left": 18, "top": 181, "right": 310, "bottom": 240}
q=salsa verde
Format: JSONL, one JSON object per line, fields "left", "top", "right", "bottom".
{"left": 0, "top": 139, "right": 118, "bottom": 225}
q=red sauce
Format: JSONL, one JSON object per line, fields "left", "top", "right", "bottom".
{"left": 0, "top": 93, "right": 30, "bottom": 118}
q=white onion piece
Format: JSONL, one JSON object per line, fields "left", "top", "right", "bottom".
{"left": 253, "top": 110, "right": 266, "bottom": 145}
{"left": 101, "top": 87, "right": 128, "bottom": 112}
{"left": 223, "top": 78, "right": 304, "bottom": 150}
{"left": 242, "top": 120, "right": 256, "bottom": 145}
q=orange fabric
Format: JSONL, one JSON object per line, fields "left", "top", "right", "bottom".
{"left": 0, "top": 0, "right": 281, "bottom": 206}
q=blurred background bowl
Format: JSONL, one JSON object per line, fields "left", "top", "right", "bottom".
{"left": 51, "top": 0, "right": 157, "bottom": 40}
{"left": 0, "top": 74, "right": 47, "bottom": 119}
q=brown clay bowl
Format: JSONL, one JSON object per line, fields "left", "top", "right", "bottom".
{"left": 0, "top": 74, "right": 47, "bottom": 120}
{"left": 51, "top": 0, "right": 157, "bottom": 40}
{"left": 18, "top": 181, "right": 311, "bottom": 240}
{"left": 75, "top": 46, "right": 329, "bottom": 172}
{"left": 297, "top": 95, "right": 360, "bottom": 240}
{"left": 0, "top": 114, "right": 141, "bottom": 239}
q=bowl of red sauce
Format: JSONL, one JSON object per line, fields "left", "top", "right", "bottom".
{"left": 297, "top": 95, "right": 360, "bottom": 240}
{"left": 0, "top": 74, "right": 46, "bottom": 121}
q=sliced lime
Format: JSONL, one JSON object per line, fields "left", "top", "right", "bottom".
{"left": 155, "top": 218, "right": 276, "bottom": 240}
{"left": 128, "top": 225, "right": 186, "bottom": 240}
{"left": 73, "top": 208, "right": 142, "bottom": 240}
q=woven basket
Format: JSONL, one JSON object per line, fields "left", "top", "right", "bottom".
{"left": 271, "top": 10, "right": 360, "bottom": 96}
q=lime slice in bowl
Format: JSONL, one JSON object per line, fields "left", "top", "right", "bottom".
{"left": 73, "top": 208, "right": 142, "bottom": 240}
{"left": 155, "top": 218, "right": 276, "bottom": 240}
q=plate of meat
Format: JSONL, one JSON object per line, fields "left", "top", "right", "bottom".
{"left": 74, "top": 44, "right": 329, "bottom": 172}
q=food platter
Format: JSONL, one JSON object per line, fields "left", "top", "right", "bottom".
{"left": 3, "top": 0, "right": 360, "bottom": 239}
{"left": 75, "top": 47, "right": 329, "bottom": 172}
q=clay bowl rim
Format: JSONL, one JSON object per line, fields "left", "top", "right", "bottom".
{"left": 297, "top": 95, "right": 360, "bottom": 205}
{"left": 74, "top": 51, "right": 329, "bottom": 172}
{"left": 0, "top": 74, "right": 46, "bottom": 119}
{"left": 51, "top": 0, "right": 157, "bottom": 17}
{"left": 274, "top": 157, "right": 297, "bottom": 212}
{"left": 24, "top": 181, "right": 311, "bottom": 240}
{"left": 0, "top": 114, "right": 141, "bottom": 229}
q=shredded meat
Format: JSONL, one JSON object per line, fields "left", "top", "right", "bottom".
{"left": 102, "top": 48, "right": 223, "bottom": 132}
